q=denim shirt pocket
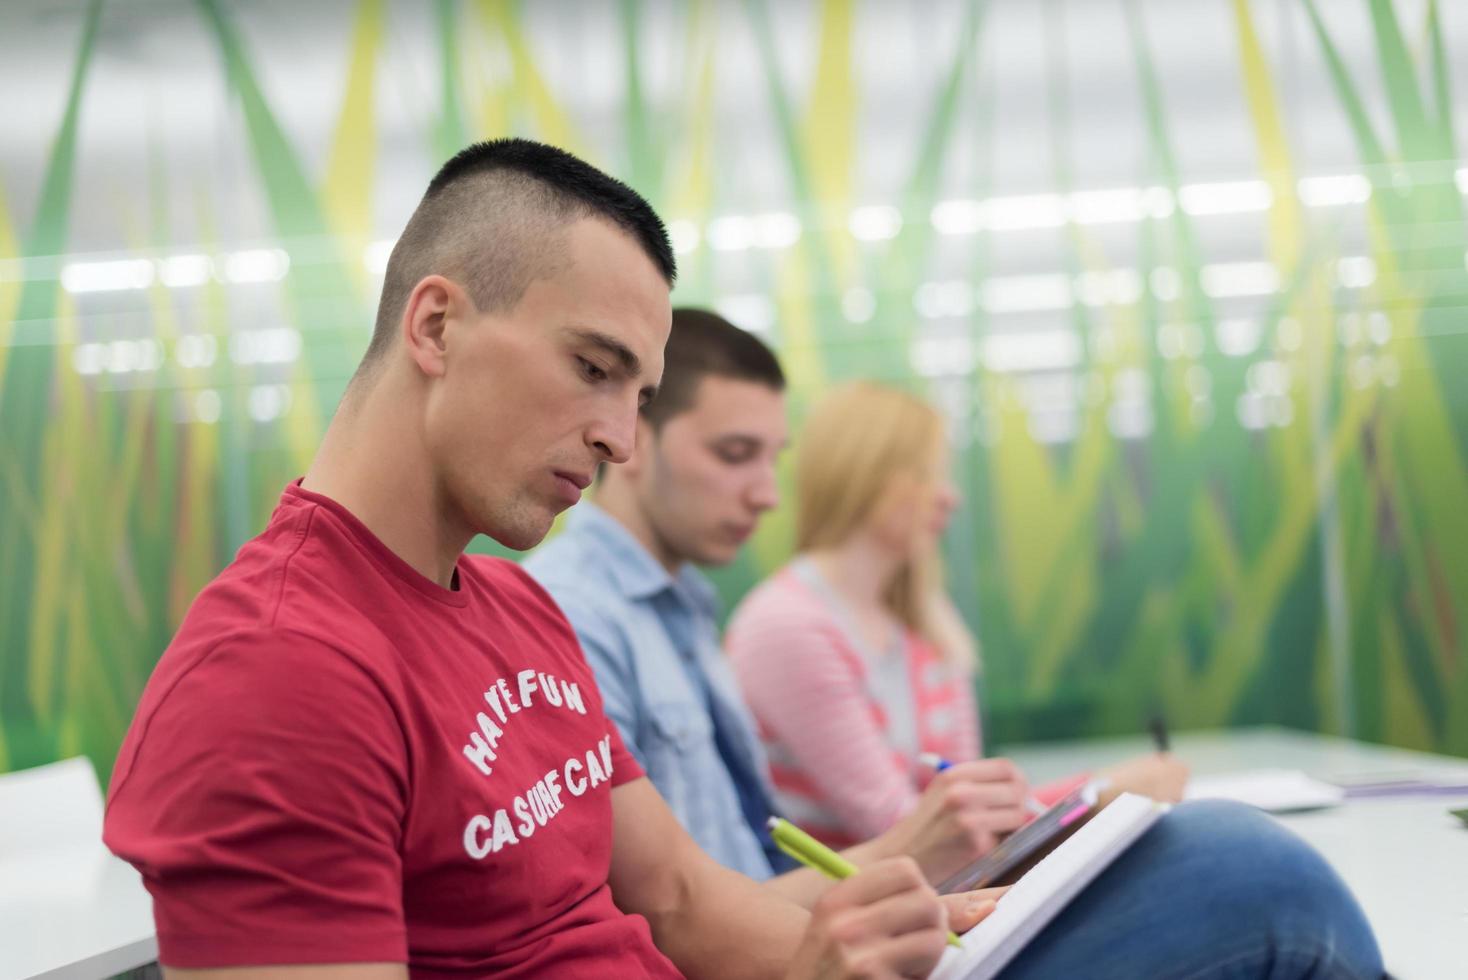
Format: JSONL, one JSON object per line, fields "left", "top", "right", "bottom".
{"left": 642, "top": 700, "right": 716, "bottom": 819}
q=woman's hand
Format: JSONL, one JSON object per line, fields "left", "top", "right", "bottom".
{"left": 1098, "top": 753, "right": 1190, "bottom": 805}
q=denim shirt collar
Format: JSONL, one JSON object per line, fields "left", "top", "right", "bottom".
{"left": 565, "top": 502, "right": 720, "bottom": 618}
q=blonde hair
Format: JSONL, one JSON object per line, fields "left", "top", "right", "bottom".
{"left": 794, "top": 381, "right": 976, "bottom": 668}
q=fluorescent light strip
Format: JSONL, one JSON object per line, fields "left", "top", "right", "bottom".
{"left": 223, "top": 248, "right": 289, "bottom": 284}
{"left": 982, "top": 274, "right": 1071, "bottom": 313}
{"left": 707, "top": 213, "right": 801, "bottom": 251}
{"left": 848, "top": 205, "right": 902, "bottom": 242}
{"left": 666, "top": 221, "right": 700, "bottom": 255}
{"left": 1298, "top": 174, "right": 1371, "bottom": 207}
{"left": 61, "top": 259, "right": 154, "bottom": 293}
{"left": 1201, "top": 261, "right": 1279, "bottom": 298}
{"left": 911, "top": 335, "right": 976, "bottom": 377}
{"left": 363, "top": 239, "right": 395, "bottom": 275}
{"left": 159, "top": 254, "right": 213, "bottom": 288}
{"left": 980, "top": 330, "right": 1082, "bottom": 373}
{"left": 1178, "top": 180, "right": 1273, "bottom": 216}
{"left": 229, "top": 327, "right": 301, "bottom": 365}
{"left": 714, "top": 294, "right": 776, "bottom": 333}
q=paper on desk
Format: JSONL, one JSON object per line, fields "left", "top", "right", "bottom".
{"left": 1184, "top": 769, "right": 1345, "bottom": 812}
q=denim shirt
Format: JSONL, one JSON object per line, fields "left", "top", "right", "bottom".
{"left": 524, "top": 504, "right": 777, "bottom": 879}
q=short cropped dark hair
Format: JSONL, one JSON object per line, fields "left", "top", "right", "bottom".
{"left": 359, "top": 138, "right": 675, "bottom": 372}
{"left": 641, "top": 308, "right": 785, "bottom": 429}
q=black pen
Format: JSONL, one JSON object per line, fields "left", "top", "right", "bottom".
{"left": 1148, "top": 715, "right": 1170, "bottom": 753}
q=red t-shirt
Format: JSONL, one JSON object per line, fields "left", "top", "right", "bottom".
{"left": 104, "top": 482, "right": 681, "bottom": 978}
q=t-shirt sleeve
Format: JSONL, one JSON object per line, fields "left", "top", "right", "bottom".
{"left": 103, "top": 630, "right": 409, "bottom": 968}
{"left": 604, "top": 710, "right": 645, "bottom": 788}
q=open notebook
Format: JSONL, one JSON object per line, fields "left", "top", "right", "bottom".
{"left": 930, "top": 792, "right": 1166, "bottom": 980}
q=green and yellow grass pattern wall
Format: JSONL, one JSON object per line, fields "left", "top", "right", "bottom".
{"left": 2, "top": 0, "right": 1466, "bottom": 781}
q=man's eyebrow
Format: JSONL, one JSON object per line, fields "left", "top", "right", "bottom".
{"left": 566, "top": 327, "right": 659, "bottom": 402}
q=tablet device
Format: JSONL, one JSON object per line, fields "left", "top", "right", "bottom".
{"left": 936, "top": 780, "right": 1103, "bottom": 894}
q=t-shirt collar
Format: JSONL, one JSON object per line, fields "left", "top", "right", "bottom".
{"left": 282, "top": 479, "right": 470, "bottom": 607}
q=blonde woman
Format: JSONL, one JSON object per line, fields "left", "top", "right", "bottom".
{"left": 726, "top": 381, "right": 1186, "bottom": 847}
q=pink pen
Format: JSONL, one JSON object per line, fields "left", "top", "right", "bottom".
{"left": 1058, "top": 802, "right": 1091, "bottom": 828}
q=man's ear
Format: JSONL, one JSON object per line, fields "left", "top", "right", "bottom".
{"left": 400, "top": 275, "right": 469, "bottom": 378}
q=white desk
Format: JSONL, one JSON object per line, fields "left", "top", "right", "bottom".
{"left": 0, "top": 845, "right": 156, "bottom": 980}
{"left": 5, "top": 727, "right": 1462, "bottom": 979}
{"left": 1004, "top": 726, "right": 1468, "bottom": 980}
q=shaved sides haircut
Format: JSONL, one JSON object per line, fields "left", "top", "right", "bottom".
{"left": 640, "top": 308, "right": 785, "bottom": 429}
{"left": 358, "top": 138, "right": 675, "bottom": 378}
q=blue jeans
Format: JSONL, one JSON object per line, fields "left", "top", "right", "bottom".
{"left": 1000, "top": 801, "right": 1384, "bottom": 979}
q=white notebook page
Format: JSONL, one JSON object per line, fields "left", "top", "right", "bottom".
{"left": 930, "top": 792, "right": 1165, "bottom": 980}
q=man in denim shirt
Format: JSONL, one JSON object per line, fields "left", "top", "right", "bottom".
{"left": 526, "top": 309, "right": 1039, "bottom": 905}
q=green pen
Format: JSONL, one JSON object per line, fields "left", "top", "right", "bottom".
{"left": 767, "top": 816, "right": 963, "bottom": 948}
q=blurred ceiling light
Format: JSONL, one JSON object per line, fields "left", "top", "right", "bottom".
{"left": 1246, "top": 359, "right": 1291, "bottom": 397}
{"left": 1336, "top": 255, "right": 1376, "bottom": 289}
{"left": 982, "top": 274, "right": 1072, "bottom": 313}
{"left": 1177, "top": 180, "right": 1273, "bottom": 216}
{"left": 174, "top": 333, "right": 218, "bottom": 369}
{"left": 1141, "top": 186, "right": 1176, "bottom": 218}
{"left": 248, "top": 384, "right": 292, "bottom": 423}
{"left": 708, "top": 216, "right": 754, "bottom": 251}
{"left": 1150, "top": 266, "right": 1181, "bottom": 301}
{"left": 363, "top": 239, "right": 395, "bottom": 274}
{"left": 1069, "top": 187, "right": 1146, "bottom": 224}
{"left": 666, "top": 220, "right": 701, "bottom": 255}
{"left": 1075, "top": 269, "right": 1142, "bottom": 307}
{"left": 71, "top": 342, "right": 106, "bottom": 375}
{"left": 697, "top": 212, "right": 803, "bottom": 251}
{"left": 914, "top": 279, "right": 975, "bottom": 319}
{"left": 715, "top": 294, "right": 776, "bottom": 333}
{"left": 104, "top": 338, "right": 163, "bottom": 374}
{"left": 848, "top": 205, "right": 902, "bottom": 242}
{"left": 841, "top": 286, "right": 876, "bottom": 323}
{"left": 751, "top": 212, "right": 801, "bottom": 249}
{"left": 980, "top": 329, "right": 1082, "bottom": 373}
{"left": 1367, "top": 311, "right": 1393, "bottom": 346}
{"left": 223, "top": 248, "right": 290, "bottom": 283}
{"left": 1201, "top": 261, "right": 1279, "bottom": 298}
{"left": 229, "top": 326, "right": 302, "bottom": 365}
{"left": 61, "top": 258, "right": 154, "bottom": 293}
{"left": 194, "top": 389, "right": 222, "bottom": 424}
{"left": 1236, "top": 391, "right": 1271, "bottom": 430}
{"left": 1215, "top": 317, "right": 1262, "bottom": 357}
{"left": 1297, "top": 174, "right": 1371, "bottom": 207}
{"left": 911, "top": 335, "right": 975, "bottom": 377}
{"left": 982, "top": 193, "right": 1067, "bottom": 231}
{"left": 159, "top": 254, "right": 213, "bottom": 288}
{"left": 931, "top": 199, "right": 984, "bottom": 235}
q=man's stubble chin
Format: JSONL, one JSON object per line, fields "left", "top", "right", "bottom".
{"left": 480, "top": 495, "right": 559, "bottom": 552}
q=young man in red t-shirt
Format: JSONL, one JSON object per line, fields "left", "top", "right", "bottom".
{"left": 103, "top": 139, "right": 971, "bottom": 979}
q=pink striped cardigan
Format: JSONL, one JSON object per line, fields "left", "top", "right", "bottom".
{"left": 727, "top": 561, "right": 1084, "bottom": 849}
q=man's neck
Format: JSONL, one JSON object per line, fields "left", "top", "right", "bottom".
{"left": 590, "top": 477, "right": 684, "bottom": 576}
{"left": 301, "top": 379, "right": 471, "bottom": 589}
